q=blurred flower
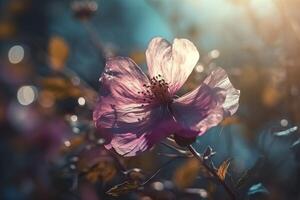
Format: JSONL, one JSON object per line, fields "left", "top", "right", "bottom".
{"left": 93, "top": 37, "right": 240, "bottom": 156}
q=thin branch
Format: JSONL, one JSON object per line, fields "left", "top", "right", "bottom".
{"left": 188, "top": 145, "right": 236, "bottom": 200}
{"left": 142, "top": 157, "right": 180, "bottom": 186}
{"left": 157, "top": 152, "right": 191, "bottom": 158}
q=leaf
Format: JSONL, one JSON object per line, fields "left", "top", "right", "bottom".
{"left": 106, "top": 181, "right": 140, "bottom": 197}
{"left": 123, "top": 168, "right": 145, "bottom": 182}
{"left": 217, "top": 159, "right": 230, "bottom": 180}
{"left": 247, "top": 183, "right": 269, "bottom": 196}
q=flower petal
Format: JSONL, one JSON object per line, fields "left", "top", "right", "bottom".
{"left": 94, "top": 81, "right": 176, "bottom": 156}
{"left": 203, "top": 67, "right": 240, "bottom": 116}
{"left": 93, "top": 56, "right": 155, "bottom": 154}
{"left": 99, "top": 56, "right": 150, "bottom": 104}
{"left": 146, "top": 37, "right": 199, "bottom": 94}
{"left": 172, "top": 67, "right": 240, "bottom": 138}
{"left": 93, "top": 56, "right": 152, "bottom": 132}
{"left": 103, "top": 109, "right": 178, "bottom": 157}
{"left": 106, "top": 133, "right": 149, "bottom": 156}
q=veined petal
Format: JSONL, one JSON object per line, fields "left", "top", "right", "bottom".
{"left": 146, "top": 37, "right": 199, "bottom": 95}
{"left": 102, "top": 107, "right": 177, "bottom": 157}
{"left": 93, "top": 56, "right": 152, "bottom": 134}
{"left": 172, "top": 67, "right": 240, "bottom": 137}
{"left": 99, "top": 56, "right": 150, "bottom": 104}
{"left": 94, "top": 56, "right": 178, "bottom": 157}
{"left": 94, "top": 98, "right": 155, "bottom": 156}
{"left": 107, "top": 133, "right": 149, "bottom": 156}
{"left": 94, "top": 99, "right": 151, "bottom": 131}
{"left": 203, "top": 67, "right": 240, "bottom": 116}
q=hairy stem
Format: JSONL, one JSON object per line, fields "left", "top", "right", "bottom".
{"left": 188, "top": 145, "right": 236, "bottom": 200}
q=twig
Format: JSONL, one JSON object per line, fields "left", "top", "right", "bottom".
{"left": 142, "top": 157, "right": 180, "bottom": 186}
{"left": 188, "top": 145, "right": 236, "bottom": 200}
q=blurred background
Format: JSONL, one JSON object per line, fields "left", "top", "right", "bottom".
{"left": 1, "top": 0, "right": 300, "bottom": 199}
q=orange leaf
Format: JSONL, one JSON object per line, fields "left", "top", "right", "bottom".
{"left": 217, "top": 159, "right": 230, "bottom": 180}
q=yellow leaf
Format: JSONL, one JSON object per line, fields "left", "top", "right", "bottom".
{"left": 217, "top": 159, "right": 230, "bottom": 180}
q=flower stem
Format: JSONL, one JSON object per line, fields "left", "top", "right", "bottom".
{"left": 188, "top": 145, "right": 236, "bottom": 200}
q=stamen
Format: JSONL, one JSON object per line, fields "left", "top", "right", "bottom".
{"left": 138, "top": 75, "right": 171, "bottom": 105}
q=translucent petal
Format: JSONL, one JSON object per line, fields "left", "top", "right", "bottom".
{"left": 146, "top": 37, "right": 199, "bottom": 95}
{"left": 172, "top": 67, "right": 240, "bottom": 137}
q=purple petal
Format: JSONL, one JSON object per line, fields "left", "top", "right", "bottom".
{"left": 99, "top": 56, "right": 150, "bottom": 104}
{"left": 104, "top": 115, "right": 180, "bottom": 157}
{"left": 146, "top": 37, "right": 199, "bottom": 95}
{"left": 93, "top": 57, "right": 152, "bottom": 130}
{"left": 203, "top": 67, "right": 240, "bottom": 116}
{"left": 107, "top": 133, "right": 149, "bottom": 156}
{"left": 95, "top": 98, "right": 198, "bottom": 156}
{"left": 93, "top": 57, "right": 156, "bottom": 155}
{"left": 172, "top": 67, "right": 240, "bottom": 138}
{"left": 94, "top": 73, "right": 177, "bottom": 156}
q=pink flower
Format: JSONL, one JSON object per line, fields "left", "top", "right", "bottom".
{"left": 93, "top": 37, "right": 240, "bottom": 157}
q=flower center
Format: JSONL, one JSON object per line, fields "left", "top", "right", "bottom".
{"left": 138, "top": 74, "right": 172, "bottom": 105}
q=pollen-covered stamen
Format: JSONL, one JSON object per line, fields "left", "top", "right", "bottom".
{"left": 138, "top": 74, "right": 172, "bottom": 105}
